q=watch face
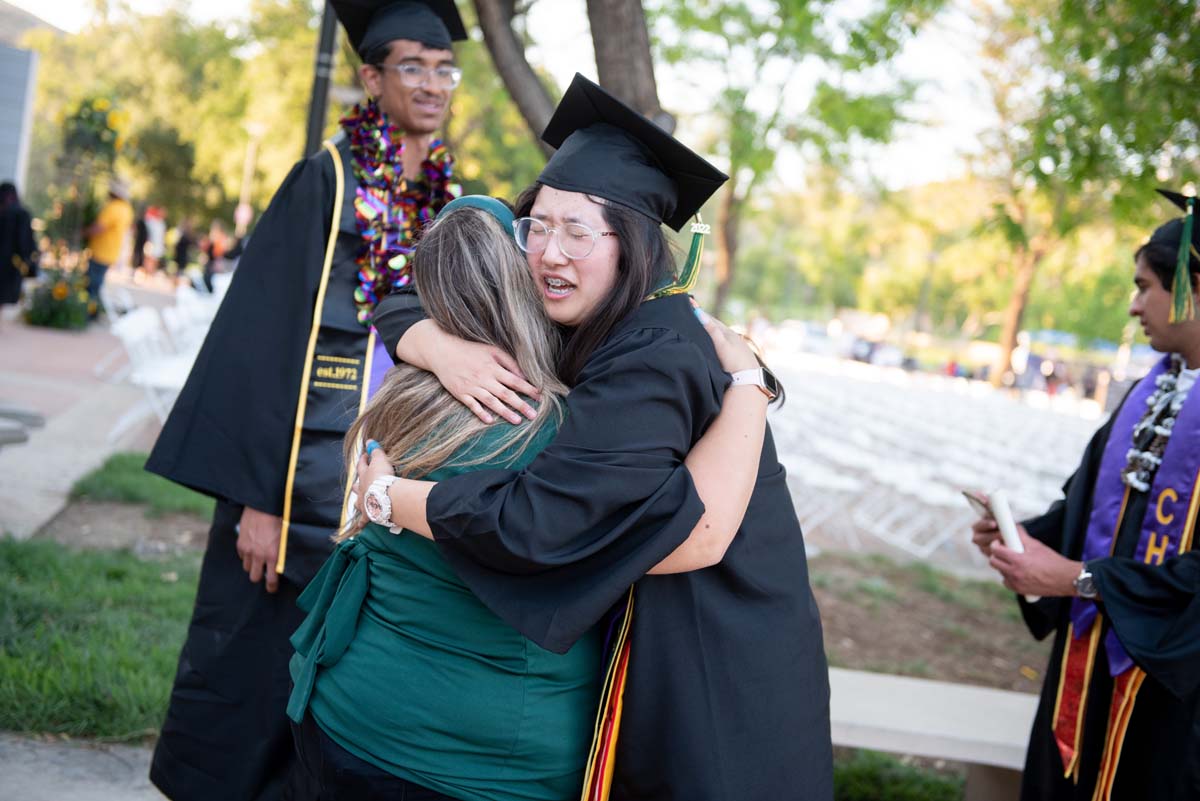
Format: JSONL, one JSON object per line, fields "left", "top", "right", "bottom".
{"left": 364, "top": 492, "right": 383, "bottom": 522}
{"left": 762, "top": 368, "right": 780, "bottom": 398}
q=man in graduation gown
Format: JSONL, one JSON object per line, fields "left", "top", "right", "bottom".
{"left": 144, "top": 3, "right": 466, "bottom": 799}
{"left": 973, "top": 189, "right": 1200, "bottom": 801}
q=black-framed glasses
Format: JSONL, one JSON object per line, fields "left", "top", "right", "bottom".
{"left": 512, "top": 217, "right": 618, "bottom": 260}
{"left": 375, "top": 63, "right": 462, "bottom": 90}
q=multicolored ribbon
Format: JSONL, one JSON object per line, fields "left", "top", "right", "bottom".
{"left": 341, "top": 99, "right": 461, "bottom": 325}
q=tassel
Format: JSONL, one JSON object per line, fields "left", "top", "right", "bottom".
{"left": 647, "top": 216, "right": 710, "bottom": 301}
{"left": 1170, "top": 196, "right": 1195, "bottom": 324}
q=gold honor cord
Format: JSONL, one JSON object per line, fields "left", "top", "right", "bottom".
{"left": 581, "top": 587, "right": 635, "bottom": 801}
{"left": 646, "top": 215, "right": 710, "bottom": 301}
{"left": 277, "top": 140, "right": 346, "bottom": 576}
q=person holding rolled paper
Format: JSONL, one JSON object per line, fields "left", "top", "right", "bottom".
{"left": 970, "top": 188, "right": 1200, "bottom": 801}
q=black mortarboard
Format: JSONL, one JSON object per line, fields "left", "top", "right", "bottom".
{"left": 538, "top": 73, "right": 728, "bottom": 232}
{"left": 1151, "top": 188, "right": 1198, "bottom": 323}
{"left": 332, "top": 0, "right": 467, "bottom": 58}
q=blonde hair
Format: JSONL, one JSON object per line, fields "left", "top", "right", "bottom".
{"left": 338, "top": 207, "right": 565, "bottom": 540}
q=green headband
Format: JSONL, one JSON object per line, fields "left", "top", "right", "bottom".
{"left": 440, "top": 195, "right": 515, "bottom": 240}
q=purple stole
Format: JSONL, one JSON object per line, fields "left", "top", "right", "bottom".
{"left": 1052, "top": 355, "right": 1200, "bottom": 795}
{"left": 367, "top": 335, "right": 392, "bottom": 396}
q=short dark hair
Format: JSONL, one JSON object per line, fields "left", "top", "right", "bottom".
{"left": 515, "top": 183, "right": 672, "bottom": 386}
{"left": 0, "top": 181, "right": 16, "bottom": 205}
{"left": 362, "top": 41, "right": 393, "bottom": 66}
{"left": 1136, "top": 240, "right": 1200, "bottom": 291}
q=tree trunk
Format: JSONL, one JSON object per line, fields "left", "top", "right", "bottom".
{"left": 990, "top": 246, "right": 1042, "bottom": 387}
{"left": 712, "top": 182, "right": 741, "bottom": 316}
{"left": 584, "top": 0, "right": 674, "bottom": 132}
{"left": 472, "top": 0, "right": 555, "bottom": 157}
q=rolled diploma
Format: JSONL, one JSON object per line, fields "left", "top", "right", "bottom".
{"left": 991, "top": 489, "right": 1039, "bottom": 602}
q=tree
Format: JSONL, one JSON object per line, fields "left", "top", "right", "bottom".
{"left": 972, "top": 0, "right": 1200, "bottom": 384}
{"left": 651, "top": 0, "right": 944, "bottom": 315}
{"left": 586, "top": 0, "right": 673, "bottom": 130}
{"left": 472, "top": 0, "right": 555, "bottom": 155}
{"left": 473, "top": 0, "right": 673, "bottom": 155}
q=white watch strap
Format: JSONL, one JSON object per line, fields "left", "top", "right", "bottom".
{"left": 729, "top": 368, "right": 765, "bottom": 388}
{"left": 366, "top": 475, "right": 399, "bottom": 525}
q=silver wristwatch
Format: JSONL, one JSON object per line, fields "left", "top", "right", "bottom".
{"left": 1073, "top": 563, "right": 1098, "bottom": 600}
{"left": 729, "top": 367, "right": 779, "bottom": 400}
{"left": 364, "top": 475, "right": 400, "bottom": 527}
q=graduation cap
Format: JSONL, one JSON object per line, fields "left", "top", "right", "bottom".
{"left": 538, "top": 73, "right": 727, "bottom": 299}
{"left": 540, "top": 74, "right": 726, "bottom": 233}
{"left": 1151, "top": 188, "right": 1198, "bottom": 323}
{"left": 331, "top": 0, "right": 467, "bottom": 58}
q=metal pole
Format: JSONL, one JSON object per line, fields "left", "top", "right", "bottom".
{"left": 304, "top": 2, "right": 339, "bottom": 158}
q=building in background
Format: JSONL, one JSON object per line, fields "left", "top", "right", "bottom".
{"left": 0, "top": 1, "right": 60, "bottom": 191}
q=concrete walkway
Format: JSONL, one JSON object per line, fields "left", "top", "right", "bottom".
{"left": 0, "top": 734, "right": 163, "bottom": 801}
{"left": 0, "top": 272, "right": 173, "bottom": 538}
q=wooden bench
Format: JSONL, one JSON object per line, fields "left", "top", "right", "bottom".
{"left": 830, "top": 668, "right": 1039, "bottom": 801}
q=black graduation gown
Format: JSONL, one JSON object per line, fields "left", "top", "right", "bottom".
{"left": 145, "top": 137, "right": 359, "bottom": 801}
{"left": 1017, "top": 401, "right": 1200, "bottom": 801}
{"left": 374, "top": 291, "right": 834, "bottom": 801}
{"left": 0, "top": 202, "right": 36, "bottom": 305}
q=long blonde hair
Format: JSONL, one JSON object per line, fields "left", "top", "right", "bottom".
{"left": 338, "top": 206, "right": 566, "bottom": 540}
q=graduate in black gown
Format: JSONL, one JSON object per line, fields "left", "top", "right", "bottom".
{"left": 143, "top": 3, "right": 466, "bottom": 798}
{"left": 973, "top": 190, "right": 1200, "bottom": 801}
{"left": 365, "top": 74, "right": 834, "bottom": 801}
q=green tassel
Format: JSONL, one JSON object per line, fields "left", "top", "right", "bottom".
{"left": 647, "top": 218, "right": 710, "bottom": 301}
{"left": 1171, "top": 197, "right": 1196, "bottom": 324}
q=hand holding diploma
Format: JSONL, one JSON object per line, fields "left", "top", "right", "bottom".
{"left": 966, "top": 490, "right": 1039, "bottom": 601}
{"left": 968, "top": 490, "right": 1084, "bottom": 601}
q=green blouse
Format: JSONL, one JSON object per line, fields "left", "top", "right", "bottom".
{"left": 287, "top": 422, "right": 602, "bottom": 801}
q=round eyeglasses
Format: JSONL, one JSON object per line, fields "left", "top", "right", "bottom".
{"left": 375, "top": 63, "right": 463, "bottom": 90}
{"left": 512, "top": 217, "right": 618, "bottom": 260}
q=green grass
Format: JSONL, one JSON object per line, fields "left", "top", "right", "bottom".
{"left": 854, "top": 576, "right": 898, "bottom": 603}
{"left": 71, "top": 452, "right": 213, "bottom": 518}
{"left": 835, "top": 750, "right": 963, "bottom": 801}
{"left": 0, "top": 538, "right": 199, "bottom": 739}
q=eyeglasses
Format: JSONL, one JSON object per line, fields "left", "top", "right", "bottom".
{"left": 513, "top": 217, "right": 617, "bottom": 260}
{"left": 375, "top": 63, "right": 462, "bottom": 90}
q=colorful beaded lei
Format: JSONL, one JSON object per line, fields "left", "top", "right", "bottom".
{"left": 341, "top": 99, "right": 461, "bottom": 325}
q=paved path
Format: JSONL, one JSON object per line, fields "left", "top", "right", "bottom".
{"left": 0, "top": 271, "right": 174, "bottom": 538}
{"left": 0, "top": 734, "right": 163, "bottom": 800}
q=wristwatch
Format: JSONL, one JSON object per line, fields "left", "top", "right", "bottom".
{"left": 1073, "top": 563, "right": 1098, "bottom": 600}
{"left": 729, "top": 367, "right": 780, "bottom": 400}
{"left": 364, "top": 475, "right": 400, "bottom": 527}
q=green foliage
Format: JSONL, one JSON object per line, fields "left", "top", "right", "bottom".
{"left": 71, "top": 453, "right": 213, "bottom": 519}
{"left": 19, "top": 0, "right": 543, "bottom": 237}
{"left": 62, "top": 97, "right": 128, "bottom": 167}
{"left": 0, "top": 538, "right": 199, "bottom": 739}
{"left": 1014, "top": 0, "right": 1199, "bottom": 215}
{"left": 23, "top": 268, "right": 92, "bottom": 330}
{"left": 834, "top": 750, "right": 963, "bottom": 801}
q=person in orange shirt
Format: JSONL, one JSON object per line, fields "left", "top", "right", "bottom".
{"left": 83, "top": 178, "right": 134, "bottom": 314}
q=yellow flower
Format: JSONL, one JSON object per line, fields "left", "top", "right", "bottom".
{"left": 77, "top": 291, "right": 89, "bottom": 303}
{"left": 107, "top": 109, "right": 129, "bottom": 131}
{"left": 52, "top": 283, "right": 69, "bottom": 301}
{"left": 94, "top": 98, "right": 111, "bottom": 111}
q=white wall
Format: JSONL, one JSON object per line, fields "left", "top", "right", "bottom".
{"left": 0, "top": 44, "right": 37, "bottom": 190}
